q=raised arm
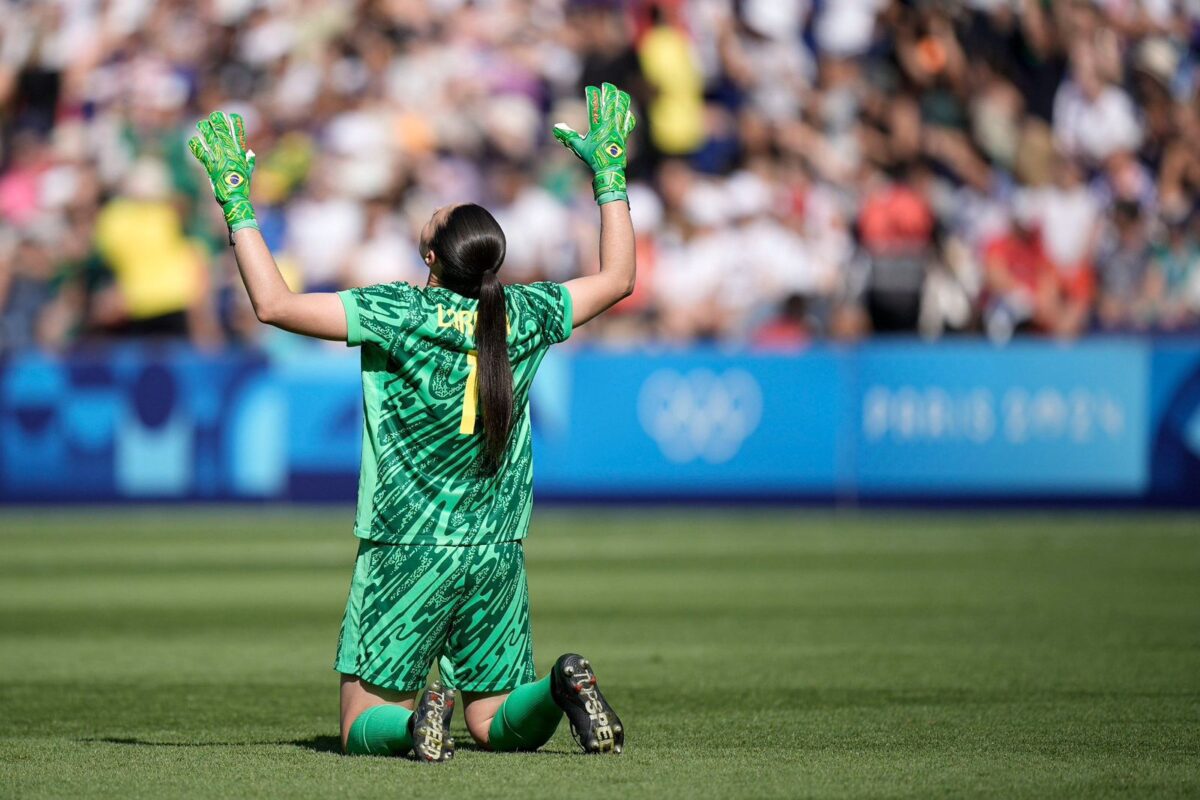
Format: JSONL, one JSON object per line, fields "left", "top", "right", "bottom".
{"left": 565, "top": 201, "right": 635, "bottom": 326}
{"left": 188, "top": 111, "right": 346, "bottom": 340}
{"left": 230, "top": 228, "right": 346, "bottom": 339}
{"left": 553, "top": 83, "right": 638, "bottom": 327}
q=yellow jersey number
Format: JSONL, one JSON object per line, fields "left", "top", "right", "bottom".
{"left": 459, "top": 351, "right": 479, "bottom": 435}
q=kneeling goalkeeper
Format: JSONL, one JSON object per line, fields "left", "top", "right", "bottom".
{"left": 187, "top": 84, "right": 637, "bottom": 762}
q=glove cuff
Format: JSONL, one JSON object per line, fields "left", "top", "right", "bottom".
{"left": 595, "top": 191, "right": 629, "bottom": 206}
{"left": 223, "top": 198, "right": 257, "bottom": 230}
{"left": 224, "top": 199, "right": 259, "bottom": 245}
{"left": 592, "top": 169, "right": 627, "bottom": 206}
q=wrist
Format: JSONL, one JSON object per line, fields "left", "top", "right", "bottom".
{"left": 592, "top": 169, "right": 627, "bottom": 205}
{"left": 230, "top": 218, "right": 260, "bottom": 232}
{"left": 223, "top": 197, "right": 257, "bottom": 230}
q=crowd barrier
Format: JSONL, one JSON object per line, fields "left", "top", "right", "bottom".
{"left": 2, "top": 339, "right": 1199, "bottom": 505}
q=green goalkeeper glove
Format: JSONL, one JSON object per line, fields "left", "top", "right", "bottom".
{"left": 187, "top": 110, "right": 258, "bottom": 241}
{"left": 553, "top": 82, "right": 637, "bottom": 206}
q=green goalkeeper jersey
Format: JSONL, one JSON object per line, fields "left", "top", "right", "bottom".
{"left": 338, "top": 281, "right": 573, "bottom": 545}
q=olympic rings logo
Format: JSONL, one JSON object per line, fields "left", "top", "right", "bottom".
{"left": 637, "top": 369, "right": 762, "bottom": 464}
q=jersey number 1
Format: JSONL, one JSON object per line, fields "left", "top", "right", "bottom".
{"left": 459, "top": 351, "right": 479, "bottom": 435}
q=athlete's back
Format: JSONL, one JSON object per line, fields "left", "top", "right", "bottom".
{"left": 338, "top": 281, "right": 573, "bottom": 545}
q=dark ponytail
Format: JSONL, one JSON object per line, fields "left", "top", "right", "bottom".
{"left": 476, "top": 268, "right": 513, "bottom": 472}
{"left": 428, "top": 204, "right": 513, "bottom": 474}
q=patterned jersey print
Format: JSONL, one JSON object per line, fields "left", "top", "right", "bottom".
{"left": 338, "top": 281, "right": 572, "bottom": 545}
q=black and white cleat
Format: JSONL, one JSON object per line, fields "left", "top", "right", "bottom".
{"left": 410, "top": 681, "right": 456, "bottom": 763}
{"left": 550, "top": 653, "right": 624, "bottom": 755}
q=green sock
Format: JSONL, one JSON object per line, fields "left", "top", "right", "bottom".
{"left": 488, "top": 674, "right": 562, "bottom": 751}
{"left": 345, "top": 704, "right": 414, "bottom": 755}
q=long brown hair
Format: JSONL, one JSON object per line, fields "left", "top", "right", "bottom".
{"left": 428, "top": 204, "right": 513, "bottom": 474}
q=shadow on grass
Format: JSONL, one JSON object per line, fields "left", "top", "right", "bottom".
{"left": 289, "top": 735, "right": 342, "bottom": 753}
{"left": 451, "top": 739, "right": 578, "bottom": 757}
{"left": 81, "top": 736, "right": 342, "bottom": 753}
{"left": 83, "top": 735, "right": 580, "bottom": 757}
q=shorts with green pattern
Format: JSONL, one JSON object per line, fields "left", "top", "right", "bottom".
{"left": 334, "top": 539, "right": 535, "bottom": 694}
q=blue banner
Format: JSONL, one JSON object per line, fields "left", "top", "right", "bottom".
{"left": 533, "top": 351, "right": 847, "bottom": 496}
{"left": 853, "top": 341, "right": 1149, "bottom": 494}
{"left": 2, "top": 340, "right": 1198, "bottom": 504}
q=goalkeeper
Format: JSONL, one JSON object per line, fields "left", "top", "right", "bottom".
{"left": 188, "top": 84, "right": 636, "bottom": 762}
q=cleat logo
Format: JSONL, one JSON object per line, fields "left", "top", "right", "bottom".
{"left": 578, "top": 683, "right": 616, "bottom": 752}
{"left": 415, "top": 689, "right": 450, "bottom": 761}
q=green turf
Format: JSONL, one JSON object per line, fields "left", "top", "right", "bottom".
{"left": 0, "top": 508, "right": 1198, "bottom": 799}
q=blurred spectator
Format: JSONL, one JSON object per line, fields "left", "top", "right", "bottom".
{"left": 752, "top": 293, "right": 811, "bottom": 351}
{"left": 489, "top": 161, "right": 574, "bottom": 284}
{"left": 0, "top": 227, "right": 77, "bottom": 353}
{"left": 1034, "top": 157, "right": 1099, "bottom": 277}
{"left": 1149, "top": 207, "right": 1200, "bottom": 331}
{"left": 2, "top": 0, "right": 1200, "bottom": 352}
{"left": 1096, "top": 200, "right": 1156, "bottom": 331}
{"left": 858, "top": 164, "right": 935, "bottom": 333}
{"left": 342, "top": 199, "right": 424, "bottom": 288}
{"left": 636, "top": 5, "right": 705, "bottom": 156}
{"left": 284, "top": 166, "right": 366, "bottom": 293}
{"left": 92, "top": 158, "right": 217, "bottom": 345}
{"left": 1053, "top": 43, "right": 1142, "bottom": 165}
{"left": 982, "top": 195, "right": 1057, "bottom": 342}
{"left": 1027, "top": 156, "right": 1099, "bottom": 338}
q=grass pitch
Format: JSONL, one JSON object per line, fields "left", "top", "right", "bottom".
{"left": 0, "top": 508, "right": 1197, "bottom": 799}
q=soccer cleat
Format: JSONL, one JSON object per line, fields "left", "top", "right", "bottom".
{"left": 550, "top": 653, "right": 624, "bottom": 755}
{"left": 410, "top": 681, "right": 456, "bottom": 763}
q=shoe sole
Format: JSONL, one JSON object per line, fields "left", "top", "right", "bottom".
{"left": 411, "top": 682, "right": 455, "bottom": 763}
{"left": 556, "top": 656, "right": 624, "bottom": 755}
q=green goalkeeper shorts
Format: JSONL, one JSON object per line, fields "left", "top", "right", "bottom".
{"left": 334, "top": 539, "right": 535, "bottom": 694}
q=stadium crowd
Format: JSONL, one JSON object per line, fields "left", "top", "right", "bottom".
{"left": 1, "top": 0, "right": 1200, "bottom": 353}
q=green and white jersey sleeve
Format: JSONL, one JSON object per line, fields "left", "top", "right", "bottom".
{"left": 337, "top": 281, "right": 573, "bottom": 545}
